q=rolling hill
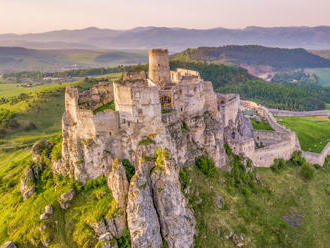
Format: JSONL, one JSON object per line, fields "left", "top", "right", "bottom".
{"left": 0, "top": 47, "right": 148, "bottom": 73}
{"left": 2, "top": 26, "right": 330, "bottom": 51}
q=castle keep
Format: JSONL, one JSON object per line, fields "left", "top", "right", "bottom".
{"left": 53, "top": 48, "right": 322, "bottom": 248}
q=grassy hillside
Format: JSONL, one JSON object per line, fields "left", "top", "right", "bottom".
{"left": 0, "top": 47, "right": 148, "bottom": 73}
{"left": 180, "top": 150, "right": 330, "bottom": 248}
{"left": 278, "top": 116, "right": 330, "bottom": 153}
{"left": 172, "top": 45, "right": 330, "bottom": 70}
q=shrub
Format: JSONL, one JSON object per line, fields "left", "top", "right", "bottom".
{"left": 122, "top": 159, "right": 135, "bottom": 182}
{"left": 138, "top": 137, "right": 156, "bottom": 146}
{"left": 224, "top": 144, "right": 232, "bottom": 156}
{"left": 271, "top": 158, "right": 287, "bottom": 172}
{"left": 291, "top": 151, "right": 306, "bottom": 166}
{"left": 195, "top": 156, "right": 217, "bottom": 177}
{"left": 179, "top": 167, "right": 190, "bottom": 191}
{"left": 84, "top": 176, "right": 107, "bottom": 191}
{"left": 117, "top": 227, "right": 131, "bottom": 248}
{"left": 182, "top": 121, "right": 189, "bottom": 131}
{"left": 300, "top": 163, "right": 315, "bottom": 180}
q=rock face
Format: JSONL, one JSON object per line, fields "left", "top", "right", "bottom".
{"left": 126, "top": 159, "right": 163, "bottom": 248}
{"left": 0, "top": 241, "right": 16, "bottom": 248}
{"left": 150, "top": 156, "right": 195, "bottom": 248}
{"left": 107, "top": 159, "right": 129, "bottom": 238}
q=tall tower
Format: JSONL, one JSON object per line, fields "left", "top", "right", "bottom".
{"left": 148, "top": 49, "right": 171, "bottom": 87}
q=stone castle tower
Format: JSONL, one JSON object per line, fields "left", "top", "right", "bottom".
{"left": 148, "top": 49, "right": 171, "bottom": 87}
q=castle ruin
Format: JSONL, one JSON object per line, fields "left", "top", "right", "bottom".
{"left": 53, "top": 48, "right": 326, "bottom": 248}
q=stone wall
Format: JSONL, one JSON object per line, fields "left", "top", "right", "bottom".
{"left": 270, "top": 109, "right": 330, "bottom": 117}
{"left": 218, "top": 94, "right": 240, "bottom": 127}
{"left": 171, "top": 68, "right": 201, "bottom": 83}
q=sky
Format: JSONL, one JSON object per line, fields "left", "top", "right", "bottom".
{"left": 0, "top": 0, "right": 330, "bottom": 34}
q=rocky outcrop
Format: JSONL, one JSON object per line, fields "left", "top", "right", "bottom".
{"left": 40, "top": 205, "right": 53, "bottom": 220}
{"left": 20, "top": 167, "right": 36, "bottom": 200}
{"left": 126, "top": 159, "right": 163, "bottom": 248}
{"left": 32, "top": 140, "right": 51, "bottom": 164}
{"left": 150, "top": 151, "right": 196, "bottom": 248}
{"left": 60, "top": 189, "right": 75, "bottom": 209}
{"left": 107, "top": 159, "right": 129, "bottom": 238}
{"left": 0, "top": 241, "right": 16, "bottom": 248}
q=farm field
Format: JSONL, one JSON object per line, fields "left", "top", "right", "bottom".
{"left": 305, "top": 68, "right": 330, "bottom": 87}
{"left": 278, "top": 116, "right": 330, "bottom": 153}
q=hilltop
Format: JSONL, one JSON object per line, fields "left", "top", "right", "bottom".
{"left": 0, "top": 47, "right": 148, "bottom": 73}
{"left": 172, "top": 45, "right": 330, "bottom": 70}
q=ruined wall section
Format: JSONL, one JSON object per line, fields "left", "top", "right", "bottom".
{"left": 55, "top": 85, "right": 120, "bottom": 182}
{"left": 217, "top": 94, "right": 240, "bottom": 127}
{"left": 78, "top": 82, "right": 114, "bottom": 110}
{"left": 270, "top": 109, "right": 330, "bottom": 117}
{"left": 171, "top": 68, "right": 201, "bottom": 83}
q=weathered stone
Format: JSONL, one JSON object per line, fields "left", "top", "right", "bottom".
{"left": 107, "top": 159, "right": 129, "bottom": 238}
{"left": 150, "top": 159, "right": 196, "bottom": 248}
{"left": 215, "top": 192, "right": 224, "bottom": 209}
{"left": 45, "top": 205, "right": 53, "bottom": 215}
{"left": 40, "top": 213, "right": 48, "bottom": 220}
{"left": 60, "top": 189, "right": 75, "bottom": 209}
{"left": 126, "top": 160, "right": 162, "bottom": 248}
{"left": 20, "top": 167, "right": 36, "bottom": 201}
{"left": 1, "top": 241, "right": 16, "bottom": 248}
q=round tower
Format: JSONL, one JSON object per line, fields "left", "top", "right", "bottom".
{"left": 148, "top": 49, "right": 171, "bottom": 87}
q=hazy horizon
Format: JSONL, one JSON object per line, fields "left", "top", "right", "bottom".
{"left": 1, "top": 0, "right": 330, "bottom": 34}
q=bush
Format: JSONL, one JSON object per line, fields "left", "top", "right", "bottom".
{"left": 271, "top": 158, "right": 287, "bottom": 172}
{"left": 300, "top": 163, "right": 315, "bottom": 180}
{"left": 117, "top": 227, "right": 131, "bottom": 248}
{"left": 182, "top": 121, "right": 189, "bottom": 131}
{"left": 195, "top": 156, "right": 217, "bottom": 177}
{"left": 291, "top": 151, "right": 306, "bottom": 166}
{"left": 84, "top": 176, "right": 107, "bottom": 191}
{"left": 122, "top": 159, "right": 135, "bottom": 182}
{"left": 179, "top": 167, "right": 190, "bottom": 191}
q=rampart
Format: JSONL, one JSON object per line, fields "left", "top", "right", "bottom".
{"left": 270, "top": 109, "right": 330, "bottom": 117}
{"left": 241, "top": 100, "right": 329, "bottom": 166}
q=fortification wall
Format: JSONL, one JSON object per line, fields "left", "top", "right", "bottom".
{"left": 253, "top": 130, "right": 289, "bottom": 146}
{"left": 114, "top": 82, "right": 163, "bottom": 136}
{"left": 225, "top": 134, "right": 255, "bottom": 158}
{"left": 302, "top": 143, "right": 330, "bottom": 165}
{"left": 251, "top": 139, "right": 297, "bottom": 167}
{"left": 171, "top": 68, "right": 201, "bottom": 83}
{"left": 270, "top": 109, "right": 330, "bottom": 117}
{"left": 218, "top": 94, "right": 240, "bottom": 127}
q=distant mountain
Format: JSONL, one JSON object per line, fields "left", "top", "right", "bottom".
{"left": 172, "top": 45, "right": 330, "bottom": 70}
{"left": 0, "top": 47, "right": 148, "bottom": 73}
{"left": 1, "top": 26, "right": 330, "bottom": 50}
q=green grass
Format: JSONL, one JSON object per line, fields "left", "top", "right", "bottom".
{"left": 326, "top": 103, "right": 330, "bottom": 110}
{"left": 0, "top": 76, "right": 122, "bottom": 150}
{"left": 279, "top": 116, "right": 330, "bottom": 153}
{"left": 180, "top": 153, "right": 330, "bottom": 248}
{"left": 0, "top": 143, "right": 117, "bottom": 247}
{"left": 93, "top": 101, "right": 115, "bottom": 114}
{"left": 305, "top": 68, "right": 330, "bottom": 86}
{"left": 251, "top": 118, "right": 274, "bottom": 131}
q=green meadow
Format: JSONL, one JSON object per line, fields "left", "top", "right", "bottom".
{"left": 279, "top": 116, "right": 330, "bottom": 153}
